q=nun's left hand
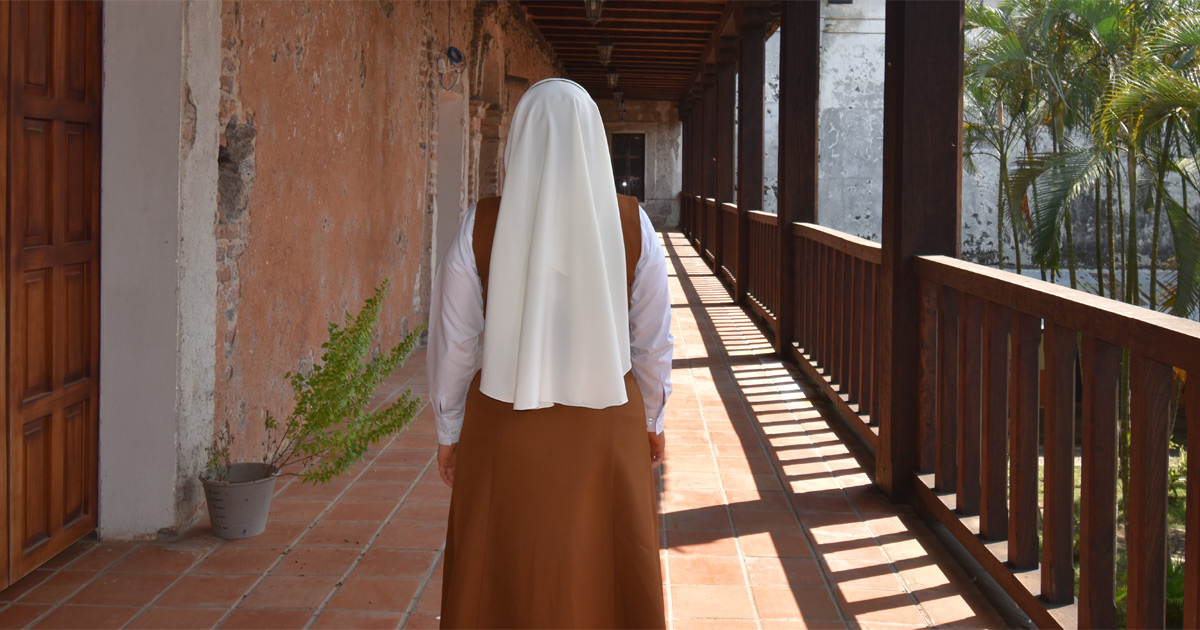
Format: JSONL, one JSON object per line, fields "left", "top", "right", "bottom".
{"left": 648, "top": 431, "right": 665, "bottom": 469}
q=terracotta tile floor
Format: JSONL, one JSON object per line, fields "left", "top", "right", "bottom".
{"left": 0, "top": 231, "right": 1004, "bottom": 629}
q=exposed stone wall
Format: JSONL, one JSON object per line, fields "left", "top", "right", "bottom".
{"left": 213, "top": 0, "right": 557, "bottom": 463}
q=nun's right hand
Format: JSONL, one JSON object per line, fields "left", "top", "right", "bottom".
{"left": 438, "top": 443, "right": 458, "bottom": 487}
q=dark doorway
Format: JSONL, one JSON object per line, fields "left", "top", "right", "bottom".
{"left": 611, "top": 133, "right": 645, "bottom": 202}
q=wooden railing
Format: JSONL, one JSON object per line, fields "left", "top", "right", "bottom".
{"left": 744, "top": 211, "right": 778, "bottom": 324}
{"left": 912, "top": 255, "right": 1200, "bottom": 628}
{"left": 703, "top": 198, "right": 717, "bottom": 265}
{"left": 720, "top": 202, "right": 737, "bottom": 285}
{"left": 694, "top": 210, "right": 1200, "bottom": 627}
{"left": 788, "top": 224, "right": 881, "bottom": 451}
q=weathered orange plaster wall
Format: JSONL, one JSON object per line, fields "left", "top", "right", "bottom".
{"left": 214, "top": 0, "right": 558, "bottom": 460}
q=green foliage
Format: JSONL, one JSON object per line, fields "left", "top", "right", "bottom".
{"left": 206, "top": 280, "right": 425, "bottom": 485}
{"left": 265, "top": 280, "right": 426, "bottom": 484}
{"left": 203, "top": 421, "right": 234, "bottom": 482}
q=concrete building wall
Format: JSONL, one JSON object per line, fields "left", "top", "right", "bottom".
{"left": 760, "top": 0, "right": 1003, "bottom": 262}
{"left": 599, "top": 100, "right": 683, "bottom": 227}
{"left": 99, "top": 0, "right": 222, "bottom": 538}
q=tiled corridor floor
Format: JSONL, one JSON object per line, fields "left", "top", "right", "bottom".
{"left": 0, "top": 232, "right": 1004, "bottom": 629}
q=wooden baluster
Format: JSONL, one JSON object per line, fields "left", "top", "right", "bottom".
{"left": 917, "top": 280, "right": 937, "bottom": 470}
{"left": 849, "top": 256, "right": 863, "bottom": 406}
{"left": 1009, "top": 312, "right": 1040, "bottom": 569}
{"left": 840, "top": 253, "right": 854, "bottom": 397}
{"left": 1186, "top": 372, "right": 1200, "bottom": 629}
{"left": 1041, "top": 321, "right": 1077, "bottom": 602}
{"left": 865, "top": 263, "right": 878, "bottom": 423}
{"left": 832, "top": 251, "right": 845, "bottom": 387}
{"left": 816, "top": 243, "right": 827, "bottom": 366}
{"left": 1127, "top": 355, "right": 1172, "bottom": 628}
{"left": 935, "top": 286, "right": 959, "bottom": 492}
{"left": 956, "top": 295, "right": 983, "bottom": 515}
{"left": 979, "top": 301, "right": 1010, "bottom": 539}
{"left": 1079, "top": 335, "right": 1120, "bottom": 628}
{"left": 804, "top": 237, "right": 815, "bottom": 354}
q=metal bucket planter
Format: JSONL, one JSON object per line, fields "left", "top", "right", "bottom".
{"left": 200, "top": 463, "right": 278, "bottom": 540}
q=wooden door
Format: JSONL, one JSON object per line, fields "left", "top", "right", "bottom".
{"left": 4, "top": 0, "right": 101, "bottom": 583}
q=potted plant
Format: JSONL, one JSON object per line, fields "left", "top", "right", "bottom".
{"left": 201, "top": 280, "right": 425, "bottom": 539}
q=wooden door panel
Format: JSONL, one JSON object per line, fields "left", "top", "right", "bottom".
{"left": 20, "top": 2, "right": 50, "bottom": 97}
{"left": 64, "top": 125, "right": 88, "bottom": 243}
{"left": 19, "top": 119, "right": 48, "bottom": 248}
{"left": 7, "top": 0, "right": 101, "bottom": 583}
{"left": 62, "top": 401, "right": 86, "bottom": 526}
{"left": 65, "top": 3, "right": 86, "bottom": 101}
{"left": 19, "top": 414, "right": 51, "bottom": 550}
{"left": 18, "top": 269, "right": 51, "bottom": 402}
{"left": 63, "top": 264, "right": 89, "bottom": 384}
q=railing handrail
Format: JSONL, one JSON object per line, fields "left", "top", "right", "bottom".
{"left": 721, "top": 202, "right": 737, "bottom": 214}
{"left": 915, "top": 254, "right": 1200, "bottom": 369}
{"left": 747, "top": 210, "right": 776, "bottom": 225}
{"left": 793, "top": 222, "right": 882, "bottom": 265}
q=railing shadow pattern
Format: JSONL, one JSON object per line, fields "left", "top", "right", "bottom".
{"left": 680, "top": 193, "right": 1200, "bottom": 629}
{"left": 658, "top": 231, "right": 1003, "bottom": 627}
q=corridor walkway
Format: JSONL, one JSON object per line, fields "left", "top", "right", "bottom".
{"left": 0, "top": 232, "right": 1004, "bottom": 629}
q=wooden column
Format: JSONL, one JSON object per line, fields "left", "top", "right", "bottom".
{"left": 714, "top": 42, "right": 737, "bottom": 276}
{"left": 701, "top": 70, "right": 717, "bottom": 258}
{"left": 736, "top": 8, "right": 768, "bottom": 306}
{"left": 876, "top": 0, "right": 964, "bottom": 501}
{"left": 686, "top": 103, "right": 696, "bottom": 235}
{"left": 775, "top": 0, "right": 820, "bottom": 356}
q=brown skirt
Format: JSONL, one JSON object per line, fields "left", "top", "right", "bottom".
{"left": 440, "top": 372, "right": 665, "bottom": 629}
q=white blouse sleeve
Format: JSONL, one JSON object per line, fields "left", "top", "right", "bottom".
{"left": 428, "top": 206, "right": 484, "bottom": 446}
{"left": 628, "top": 208, "right": 674, "bottom": 434}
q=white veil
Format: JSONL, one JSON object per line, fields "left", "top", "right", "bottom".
{"left": 478, "top": 78, "right": 631, "bottom": 411}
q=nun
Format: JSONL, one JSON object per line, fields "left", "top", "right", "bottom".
{"left": 427, "top": 78, "right": 674, "bottom": 629}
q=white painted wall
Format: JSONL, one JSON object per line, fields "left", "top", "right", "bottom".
{"left": 100, "top": 0, "right": 219, "bottom": 538}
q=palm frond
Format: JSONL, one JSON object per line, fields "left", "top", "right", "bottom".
{"left": 1012, "top": 148, "right": 1109, "bottom": 268}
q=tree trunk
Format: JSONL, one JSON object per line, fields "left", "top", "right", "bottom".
{"left": 1149, "top": 118, "right": 1176, "bottom": 311}
{"left": 1095, "top": 182, "right": 1104, "bottom": 297}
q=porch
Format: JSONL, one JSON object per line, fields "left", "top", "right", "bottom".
{"left": 0, "top": 230, "right": 1003, "bottom": 629}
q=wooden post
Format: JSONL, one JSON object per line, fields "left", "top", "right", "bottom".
{"left": 679, "top": 103, "right": 690, "bottom": 236}
{"left": 701, "top": 69, "right": 718, "bottom": 259}
{"left": 775, "top": 0, "right": 819, "bottom": 357}
{"left": 714, "top": 42, "right": 737, "bottom": 277}
{"left": 736, "top": 8, "right": 768, "bottom": 306}
{"left": 876, "top": 0, "right": 964, "bottom": 501}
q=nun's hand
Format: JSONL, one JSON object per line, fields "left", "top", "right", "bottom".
{"left": 648, "top": 431, "right": 665, "bottom": 469}
{"left": 438, "top": 443, "right": 457, "bottom": 487}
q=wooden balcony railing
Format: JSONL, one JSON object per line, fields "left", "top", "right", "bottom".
{"left": 720, "top": 202, "right": 737, "bottom": 286}
{"left": 914, "top": 255, "right": 1200, "bottom": 629}
{"left": 745, "top": 211, "right": 778, "bottom": 324}
{"left": 703, "top": 198, "right": 716, "bottom": 265}
{"left": 678, "top": 194, "right": 1200, "bottom": 628}
{"left": 790, "top": 224, "right": 880, "bottom": 451}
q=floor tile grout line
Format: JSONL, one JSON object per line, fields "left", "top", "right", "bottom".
{"left": 210, "top": 417, "right": 413, "bottom": 630}
{"left": 216, "top": 360, "right": 429, "bottom": 627}
{"left": 399, "top": 543, "right": 445, "bottom": 629}
{"left": 672, "top": 234, "right": 854, "bottom": 626}
{"left": 675, "top": 233, "right": 941, "bottom": 627}
{"left": 16, "top": 543, "right": 140, "bottom": 628}
{"left": 300, "top": 415, "right": 438, "bottom": 630}
{"left": 118, "top": 544, "right": 230, "bottom": 629}
{"left": 663, "top": 235, "right": 763, "bottom": 630}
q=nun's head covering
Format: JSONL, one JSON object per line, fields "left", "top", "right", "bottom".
{"left": 479, "top": 78, "right": 631, "bottom": 411}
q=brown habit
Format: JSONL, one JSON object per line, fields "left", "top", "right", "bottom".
{"left": 440, "top": 195, "right": 665, "bottom": 629}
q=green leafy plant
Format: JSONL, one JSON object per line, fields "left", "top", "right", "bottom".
{"left": 205, "top": 279, "right": 425, "bottom": 485}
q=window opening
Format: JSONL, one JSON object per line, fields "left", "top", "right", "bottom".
{"left": 611, "top": 133, "right": 645, "bottom": 202}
